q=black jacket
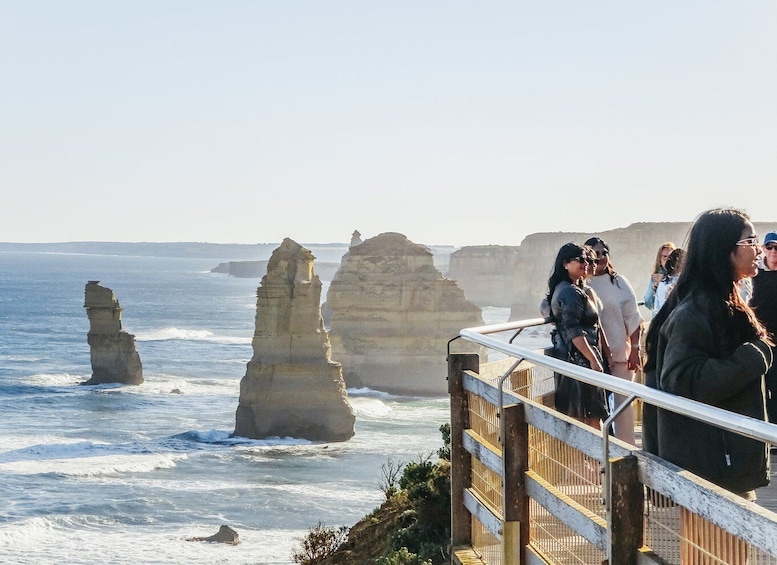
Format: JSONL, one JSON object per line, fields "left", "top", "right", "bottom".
{"left": 650, "top": 295, "right": 773, "bottom": 493}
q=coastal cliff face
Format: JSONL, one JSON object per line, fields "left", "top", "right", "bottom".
{"left": 445, "top": 222, "right": 708, "bottom": 319}
{"left": 507, "top": 222, "right": 701, "bottom": 319}
{"left": 325, "top": 232, "right": 485, "bottom": 396}
{"left": 234, "top": 238, "right": 355, "bottom": 442}
{"left": 447, "top": 245, "right": 519, "bottom": 307}
{"left": 83, "top": 281, "right": 143, "bottom": 385}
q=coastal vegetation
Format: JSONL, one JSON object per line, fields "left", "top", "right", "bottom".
{"left": 292, "top": 424, "right": 452, "bottom": 565}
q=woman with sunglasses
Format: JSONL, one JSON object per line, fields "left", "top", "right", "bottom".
{"left": 546, "top": 242, "right": 609, "bottom": 430}
{"left": 644, "top": 209, "right": 772, "bottom": 499}
{"left": 584, "top": 237, "right": 643, "bottom": 445}
{"left": 750, "top": 231, "right": 777, "bottom": 424}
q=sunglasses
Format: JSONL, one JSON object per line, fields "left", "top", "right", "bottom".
{"left": 736, "top": 237, "right": 760, "bottom": 247}
{"left": 765, "top": 244, "right": 777, "bottom": 251}
{"left": 571, "top": 256, "right": 596, "bottom": 265}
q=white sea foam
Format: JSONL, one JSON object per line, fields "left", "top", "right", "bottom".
{"left": 346, "top": 387, "right": 400, "bottom": 400}
{"left": 349, "top": 396, "right": 393, "bottom": 417}
{"left": 21, "top": 372, "right": 87, "bottom": 386}
{"left": 130, "top": 374, "right": 240, "bottom": 396}
{"left": 0, "top": 435, "right": 92, "bottom": 454}
{"left": 0, "top": 353, "right": 43, "bottom": 362}
{"left": 0, "top": 451, "right": 185, "bottom": 477}
{"left": 134, "top": 326, "right": 251, "bottom": 344}
{"left": 0, "top": 517, "right": 304, "bottom": 565}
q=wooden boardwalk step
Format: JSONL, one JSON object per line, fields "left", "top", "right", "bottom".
{"left": 452, "top": 545, "right": 489, "bottom": 565}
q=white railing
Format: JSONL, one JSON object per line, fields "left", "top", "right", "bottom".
{"left": 449, "top": 317, "right": 777, "bottom": 565}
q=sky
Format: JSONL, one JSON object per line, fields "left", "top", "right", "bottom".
{"left": 2, "top": 2, "right": 777, "bottom": 247}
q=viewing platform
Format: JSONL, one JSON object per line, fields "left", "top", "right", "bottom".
{"left": 449, "top": 318, "right": 777, "bottom": 565}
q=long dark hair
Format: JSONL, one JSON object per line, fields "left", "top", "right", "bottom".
{"left": 546, "top": 242, "right": 586, "bottom": 303}
{"left": 645, "top": 208, "right": 770, "bottom": 369}
{"left": 584, "top": 236, "right": 619, "bottom": 284}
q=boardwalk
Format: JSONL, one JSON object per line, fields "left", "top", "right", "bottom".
{"left": 756, "top": 456, "right": 777, "bottom": 513}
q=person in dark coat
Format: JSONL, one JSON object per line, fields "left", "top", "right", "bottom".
{"left": 547, "top": 242, "right": 609, "bottom": 430}
{"left": 644, "top": 208, "right": 773, "bottom": 499}
{"left": 751, "top": 230, "right": 777, "bottom": 424}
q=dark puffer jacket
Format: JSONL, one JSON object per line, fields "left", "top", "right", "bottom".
{"left": 652, "top": 295, "right": 773, "bottom": 493}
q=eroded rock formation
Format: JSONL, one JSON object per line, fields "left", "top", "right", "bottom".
{"left": 186, "top": 525, "right": 240, "bottom": 545}
{"left": 325, "top": 232, "right": 485, "bottom": 396}
{"left": 447, "top": 245, "right": 519, "bottom": 307}
{"left": 83, "top": 281, "right": 143, "bottom": 385}
{"left": 234, "top": 238, "right": 355, "bottom": 442}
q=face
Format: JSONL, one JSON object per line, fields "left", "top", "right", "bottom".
{"left": 763, "top": 239, "right": 777, "bottom": 268}
{"left": 730, "top": 221, "right": 762, "bottom": 281}
{"left": 565, "top": 255, "right": 590, "bottom": 282}
{"left": 592, "top": 244, "right": 609, "bottom": 275}
{"left": 660, "top": 247, "right": 672, "bottom": 267}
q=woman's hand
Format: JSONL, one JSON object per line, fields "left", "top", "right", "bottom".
{"left": 627, "top": 346, "right": 642, "bottom": 371}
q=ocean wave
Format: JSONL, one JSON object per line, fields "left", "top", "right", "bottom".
{"left": 346, "top": 387, "right": 400, "bottom": 400}
{"left": 0, "top": 437, "right": 190, "bottom": 478}
{"left": 349, "top": 397, "right": 393, "bottom": 418}
{"left": 0, "top": 353, "right": 44, "bottom": 362}
{"left": 20, "top": 373, "right": 87, "bottom": 386}
{"left": 134, "top": 327, "right": 251, "bottom": 344}
{"left": 0, "top": 518, "right": 303, "bottom": 564}
{"left": 0, "top": 451, "right": 185, "bottom": 477}
{"left": 168, "top": 429, "right": 316, "bottom": 450}
{"left": 170, "top": 429, "right": 245, "bottom": 445}
{"left": 126, "top": 375, "right": 240, "bottom": 396}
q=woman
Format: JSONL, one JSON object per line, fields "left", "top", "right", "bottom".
{"left": 644, "top": 208, "right": 773, "bottom": 499}
{"left": 547, "top": 242, "right": 609, "bottom": 429}
{"left": 644, "top": 242, "right": 676, "bottom": 312}
{"left": 652, "top": 247, "right": 685, "bottom": 316}
{"left": 749, "top": 231, "right": 777, "bottom": 423}
{"left": 585, "top": 237, "right": 643, "bottom": 445}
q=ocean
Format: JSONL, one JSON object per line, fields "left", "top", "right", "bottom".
{"left": 0, "top": 249, "right": 516, "bottom": 564}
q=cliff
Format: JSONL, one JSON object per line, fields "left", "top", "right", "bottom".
{"left": 445, "top": 221, "right": 776, "bottom": 319}
{"left": 234, "top": 238, "right": 355, "bottom": 442}
{"left": 83, "top": 281, "right": 143, "bottom": 385}
{"left": 211, "top": 260, "right": 342, "bottom": 280}
{"left": 325, "top": 232, "right": 485, "bottom": 396}
{"left": 447, "top": 245, "right": 519, "bottom": 307}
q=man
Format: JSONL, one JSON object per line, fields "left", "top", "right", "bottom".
{"left": 750, "top": 231, "right": 777, "bottom": 423}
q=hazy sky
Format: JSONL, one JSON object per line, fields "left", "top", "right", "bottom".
{"left": 3, "top": 2, "right": 776, "bottom": 247}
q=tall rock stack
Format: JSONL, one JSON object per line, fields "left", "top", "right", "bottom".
{"left": 83, "top": 281, "right": 143, "bottom": 385}
{"left": 326, "top": 232, "right": 485, "bottom": 396}
{"left": 234, "top": 238, "right": 355, "bottom": 442}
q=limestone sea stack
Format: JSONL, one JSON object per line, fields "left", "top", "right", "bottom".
{"left": 234, "top": 238, "right": 355, "bottom": 442}
{"left": 83, "top": 281, "right": 143, "bottom": 385}
{"left": 325, "top": 232, "right": 485, "bottom": 396}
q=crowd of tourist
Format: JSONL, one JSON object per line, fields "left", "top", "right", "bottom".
{"left": 544, "top": 208, "right": 776, "bottom": 499}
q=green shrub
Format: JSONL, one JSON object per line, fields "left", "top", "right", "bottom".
{"left": 389, "top": 455, "right": 451, "bottom": 564}
{"left": 379, "top": 546, "right": 433, "bottom": 565}
{"left": 437, "top": 423, "right": 451, "bottom": 461}
{"left": 291, "top": 520, "right": 349, "bottom": 565}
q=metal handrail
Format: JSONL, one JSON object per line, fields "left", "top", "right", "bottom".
{"left": 460, "top": 318, "right": 777, "bottom": 447}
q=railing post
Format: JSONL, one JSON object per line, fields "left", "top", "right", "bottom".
{"left": 449, "top": 353, "right": 479, "bottom": 549}
{"left": 607, "top": 455, "right": 643, "bottom": 564}
{"left": 502, "top": 403, "right": 529, "bottom": 564}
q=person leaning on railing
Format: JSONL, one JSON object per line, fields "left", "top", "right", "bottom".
{"left": 643, "top": 208, "right": 773, "bottom": 500}
{"left": 545, "top": 242, "right": 610, "bottom": 431}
